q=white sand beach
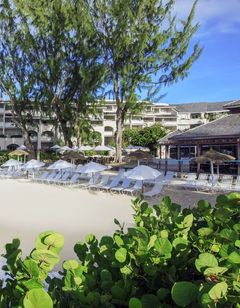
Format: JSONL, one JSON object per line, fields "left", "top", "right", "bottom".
{"left": 0, "top": 179, "right": 134, "bottom": 262}
{"left": 0, "top": 179, "right": 221, "bottom": 266}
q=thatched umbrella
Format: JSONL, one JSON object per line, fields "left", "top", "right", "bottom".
{"left": 9, "top": 149, "right": 29, "bottom": 162}
{"left": 62, "top": 151, "right": 86, "bottom": 164}
{"left": 195, "top": 149, "right": 235, "bottom": 183}
{"left": 123, "top": 150, "right": 154, "bottom": 166}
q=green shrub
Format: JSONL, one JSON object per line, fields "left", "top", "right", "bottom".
{"left": 0, "top": 193, "right": 240, "bottom": 307}
{"left": 0, "top": 150, "right": 10, "bottom": 164}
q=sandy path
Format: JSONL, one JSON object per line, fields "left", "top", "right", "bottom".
{"left": 0, "top": 179, "right": 134, "bottom": 262}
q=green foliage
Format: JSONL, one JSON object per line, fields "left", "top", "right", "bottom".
{"left": 1, "top": 192, "right": 240, "bottom": 307}
{"left": 90, "top": 0, "right": 202, "bottom": 161}
{"left": 0, "top": 151, "right": 10, "bottom": 164}
{"left": 123, "top": 124, "right": 169, "bottom": 152}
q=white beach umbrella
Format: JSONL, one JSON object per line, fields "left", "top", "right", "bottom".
{"left": 94, "top": 145, "right": 112, "bottom": 151}
{"left": 60, "top": 146, "right": 72, "bottom": 152}
{"left": 72, "top": 146, "right": 79, "bottom": 151}
{"left": 17, "top": 145, "right": 27, "bottom": 150}
{"left": 126, "top": 165, "right": 161, "bottom": 181}
{"left": 1, "top": 159, "right": 23, "bottom": 167}
{"left": 48, "top": 160, "right": 75, "bottom": 170}
{"left": 79, "top": 145, "right": 93, "bottom": 151}
{"left": 50, "top": 145, "right": 61, "bottom": 150}
{"left": 77, "top": 161, "right": 108, "bottom": 174}
{"left": 23, "top": 159, "right": 45, "bottom": 170}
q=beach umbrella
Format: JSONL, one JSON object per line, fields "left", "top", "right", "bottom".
{"left": 126, "top": 165, "right": 161, "bottom": 181}
{"left": 77, "top": 161, "right": 108, "bottom": 174}
{"left": 1, "top": 159, "right": 23, "bottom": 167}
{"left": 62, "top": 151, "right": 86, "bottom": 164}
{"left": 50, "top": 145, "right": 61, "bottom": 151}
{"left": 79, "top": 145, "right": 93, "bottom": 151}
{"left": 9, "top": 149, "right": 29, "bottom": 162}
{"left": 94, "top": 145, "right": 112, "bottom": 151}
{"left": 60, "top": 146, "right": 72, "bottom": 152}
{"left": 17, "top": 145, "right": 27, "bottom": 150}
{"left": 125, "top": 165, "right": 161, "bottom": 192}
{"left": 23, "top": 159, "right": 45, "bottom": 170}
{"left": 48, "top": 159, "right": 75, "bottom": 170}
{"left": 195, "top": 149, "right": 235, "bottom": 184}
{"left": 123, "top": 150, "right": 154, "bottom": 166}
{"left": 72, "top": 146, "right": 79, "bottom": 151}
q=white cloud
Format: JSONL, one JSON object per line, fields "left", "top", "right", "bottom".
{"left": 174, "top": 0, "right": 240, "bottom": 35}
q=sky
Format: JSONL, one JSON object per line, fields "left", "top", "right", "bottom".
{"left": 161, "top": 0, "right": 240, "bottom": 104}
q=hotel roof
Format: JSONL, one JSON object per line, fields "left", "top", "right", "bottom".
{"left": 170, "top": 114, "right": 240, "bottom": 140}
{"left": 174, "top": 101, "right": 231, "bottom": 113}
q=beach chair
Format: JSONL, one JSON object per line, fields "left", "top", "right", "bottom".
{"left": 163, "top": 172, "right": 175, "bottom": 185}
{"left": 216, "top": 175, "right": 233, "bottom": 191}
{"left": 234, "top": 176, "right": 240, "bottom": 191}
{"left": 123, "top": 180, "right": 142, "bottom": 195}
{"left": 52, "top": 171, "right": 71, "bottom": 184}
{"left": 88, "top": 175, "right": 110, "bottom": 190}
{"left": 63, "top": 173, "right": 81, "bottom": 185}
{"left": 46, "top": 172, "right": 63, "bottom": 184}
{"left": 40, "top": 171, "right": 57, "bottom": 183}
{"left": 182, "top": 173, "right": 197, "bottom": 189}
{"left": 100, "top": 172, "right": 124, "bottom": 191}
{"left": 111, "top": 177, "right": 131, "bottom": 193}
{"left": 144, "top": 182, "right": 164, "bottom": 198}
{"left": 34, "top": 171, "right": 49, "bottom": 182}
{"left": 195, "top": 173, "right": 209, "bottom": 189}
{"left": 78, "top": 173, "right": 101, "bottom": 189}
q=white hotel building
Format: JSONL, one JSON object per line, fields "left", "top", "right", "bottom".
{"left": 0, "top": 99, "right": 231, "bottom": 150}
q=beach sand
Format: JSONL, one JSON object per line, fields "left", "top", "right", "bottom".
{"left": 0, "top": 179, "right": 221, "bottom": 267}
{"left": 0, "top": 179, "right": 134, "bottom": 262}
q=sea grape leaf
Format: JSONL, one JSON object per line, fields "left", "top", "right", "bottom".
{"left": 208, "top": 282, "right": 228, "bottom": 301}
{"left": 195, "top": 253, "right": 218, "bottom": 272}
{"left": 171, "top": 281, "right": 198, "bottom": 307}
{"left": 129, "top": 297, "right": 142, "bottom": 308}
{"left": 228, "top": 251, "right": 240, "bottom": 264}
{"left": 154, "top": 238, "right": 172, "bottom": 256}
{"left": 23, "top": 288, "right": 53, "bottom": 308}
{"left": 115, "top": 247, "right": 127, "bottom": 263}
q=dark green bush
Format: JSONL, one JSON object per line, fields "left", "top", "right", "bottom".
{"left": 1, "top": 193, "right": 240, "bottom": 307}
{"left": 0, "top": 150, "right": 10, "bottom": 164}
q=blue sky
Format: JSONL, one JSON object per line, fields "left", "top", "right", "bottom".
{"left": 162, "top": 0, "right": 240, "bottom": 104}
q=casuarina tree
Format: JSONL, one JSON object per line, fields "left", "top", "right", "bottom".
{"left": 89, "top": 0, "right": 202, "bottom": 162}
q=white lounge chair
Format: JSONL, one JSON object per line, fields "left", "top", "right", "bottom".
{"left": 47, "top": 172, "right": 63, "bottom": 184}
{"left": 88, "top": 175, "right": 110, "bottom": 190}
{"left": 40, "top": 171, "right": 57, "bottom": 183}
{"left": 78, "top": 173, "right": 101, "bottom": 189}
{"left": 52, "top": 171, "right": 71, "bottom": 184}
{"left": 111, "top": 177, "right": 131, "bottom": 193}
{"left": 185, "top": 173, "right": 197, "bottom": 188}
{"left": 100, "top": 172, "right": 123, "bottom": 191}
{"left": 123, "top": 180, "right": 142, "bottom": 195}
{"left": 34, "top": 171, "right": 49, "bottom": 182}
{"left": 215, "top": 175, "right": 233, "bottom": 191}
{"left": 144, "top": 182, "right": 164, "bottom": 198}
{"left": 63, "top": 173, "right": 81, "bottom": 185}
{"left": 163, "top": 172, "right": 175, "bottom": 185}
{"left": 234, "top": 176, "right": 240, "bottom": 191}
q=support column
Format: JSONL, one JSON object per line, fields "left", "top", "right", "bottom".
{"left": 237, "top": 140, "right": 240, "bottom": 175}
{"left": 164, "top": 145, "right": 169, "bottom": 175}
{"left": 37, "top": 120, "right": 42, "bottom": 160}
{"left": 196, "top": 143, "right": 201, "bottom": 177}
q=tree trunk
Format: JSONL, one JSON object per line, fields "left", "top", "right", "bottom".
{"left": 114, "top": 107, "right": 123, "bottom": 163}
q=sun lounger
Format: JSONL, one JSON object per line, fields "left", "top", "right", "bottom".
{"left": 111, "top": 177, "right": 131, "bottom": 193}
{"left": 123, "top": 180, "right": 142, "bottom": 195}
{"left": 185, "top": 173, "right": 197, "bottom": 187}
{"left": 88, "top": 175, "right": 110, "bottom": 190}
{"left": 144, "top": 182, "right": 164, "bottom": 198}
{"left": 163, "top": 172, "right": 175, "bottom": 185}
{"left": 51, "top": 171, "right": 71, "bottom": 184}
{"left": 100, "top": 172, "right": 123, "bottom": 191}
{"left": 34, "top": 171, "right": 49, "bottom": 182}
{"left": 78, "top": 173, "right": 101, "bottom": 188}
{"left": 40, "top": 171, "right": 57, "bottom": 183}
{"left": 234, "top": 176, "right": 240, "bottom": 191}
{"left": 63, "top": 173, "right": 81, "bottom": 185}
{"left": 215, "top": 175, "right": 233, "bottom": 191}
{"left": 46, "top": 172, "right": 63, "bottom": 184}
